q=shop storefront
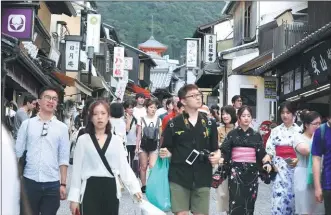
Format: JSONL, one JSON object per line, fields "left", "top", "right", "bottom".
{"left": 256, "top": 26, "right": 331, "bottom": 118}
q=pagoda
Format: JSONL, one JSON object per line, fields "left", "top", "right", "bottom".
{"left": 138, "top": 15, "right": 167, "bottom": 56}
{"left": 138, "top": 35, "right": 167, "bottom": 56}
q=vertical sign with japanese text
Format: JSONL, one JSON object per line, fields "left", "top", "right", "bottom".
{"left": 186, "top": 40, "right": 198, "bottom": 68}
{"left": 105, "top": 49, "right": 110, "bottom": 73}
{"left": 112, "top": 47, "right": 125, "bottom": 78}
{"left": 204, "top": 34, "right": 217, "bottom": 63}
{"left": 86, "top": 14, "right": 101, "bottom": 53}
{"left": 65, "top": 41, "right": 80, "bottom": 71}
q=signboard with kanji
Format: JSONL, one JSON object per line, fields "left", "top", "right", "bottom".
{"left": 113, "top": 47, "right": 125, "bottom": 78}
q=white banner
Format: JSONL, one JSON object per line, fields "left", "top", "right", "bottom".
{"left": 115, "top": 79, "right": 128, "bottom": 101}
{"left": 124, "top": 57, "right": 133, "bottom": 70}
{"left": 65, "top": 41, "right": 80, "bottom": 71}
{"left": 86, "top": 14, "right": 101, "bottom": 53}
{"left": 204, "top": 34, "right": 217, "bottom": 63}
{"left": 113, "top": 46, "right": 125, "bottom": 78}
{"left": 48, "top": 46, "right": 60, "bottom": 67}
{"left": 186, "top": 40, "right": 198, "bottom": 68}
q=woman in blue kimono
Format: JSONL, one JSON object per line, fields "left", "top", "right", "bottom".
{"left": 265, "top": 101, "right": 302, "bottom": 215}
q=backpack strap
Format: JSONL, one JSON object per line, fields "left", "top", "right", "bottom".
{"left": 141, "top": 117, "right": 147, "bottom": 127}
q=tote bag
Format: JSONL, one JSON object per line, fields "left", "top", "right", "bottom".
{"left": 146, "top": 157, "right": 171, "bottom": 211}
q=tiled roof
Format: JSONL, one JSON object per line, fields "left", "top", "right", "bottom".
{"left": 150, "top": 68, "right": 173, "bottom": 92}
{"left": 139, "top": 36, "right": 167, "bottom": 49}
{"left": 255, "top": 22, "right": 331, "bottom": 75}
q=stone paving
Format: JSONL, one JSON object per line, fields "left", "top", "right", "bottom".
{"left": 57, "top": 167, "right": 272, "bottom": 215}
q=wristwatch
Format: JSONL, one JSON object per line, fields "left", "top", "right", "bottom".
{"left": 60, "top": 183, "right": 66, "bottom": 187}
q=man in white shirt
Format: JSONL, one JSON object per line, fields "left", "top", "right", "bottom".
{"left": 156, "top": 97, "right": 168, "bottom": 117}
{"left": 15, "top": 86, "right": 70, "bottom": 215}
{"left": 133, "top": 93, "right": 147, "bottom": 120}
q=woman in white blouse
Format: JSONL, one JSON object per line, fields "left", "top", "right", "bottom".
{"left": 68, "top": 100, "right": 142, "bottom": 215}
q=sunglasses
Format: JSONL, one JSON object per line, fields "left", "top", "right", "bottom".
{"left": 41, "top": 122, "right": 49, "bottom": 136}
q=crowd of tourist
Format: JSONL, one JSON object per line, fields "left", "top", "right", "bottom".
{"left": 1, "top": 84, "right": 330, "bottom": 215}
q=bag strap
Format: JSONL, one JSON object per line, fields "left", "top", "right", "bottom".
{"left": 90, "top": 134, "right": 114, "bottom": 176}
{"left": 141, "top": 117, "right": 147, "bottom": 127}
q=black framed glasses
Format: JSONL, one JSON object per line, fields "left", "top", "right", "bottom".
{"left": 41, "top": 123, "right": 49, "bottom": 136}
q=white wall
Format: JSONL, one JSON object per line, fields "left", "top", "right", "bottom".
{"left": 259, "top": 1, "right": 308, "bottom": 25}
{"left": 227, "top": 75, "right": 270, "bottom": 123}
{"left": 232, "top": 51, "right": 259, "bottom": 70}
{"left": 214, "top": 19, "right": 233, "bottom": 41}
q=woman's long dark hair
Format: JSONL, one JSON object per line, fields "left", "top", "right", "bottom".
{"left": 85, "top": 100, "right": 112, "bottom": 135}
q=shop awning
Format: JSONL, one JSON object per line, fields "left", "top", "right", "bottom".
{"left": 53, "top": 72, "right": 92, "bottom": 96}
{"left": 127, "top": 83, "right": 151, "bottom": 98}
{"left": 195, "top": 61, "right": 224, "bottom": 88}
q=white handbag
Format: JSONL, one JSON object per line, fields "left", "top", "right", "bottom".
{"left": 139, "top": 199, "right": 166, "bottom": 215}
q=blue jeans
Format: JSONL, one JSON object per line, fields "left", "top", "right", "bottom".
{"left": 21, "top": 177, "right": 60, "bottom": 215}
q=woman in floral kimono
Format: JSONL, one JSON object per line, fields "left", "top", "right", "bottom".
{"left": 221, "top": 105, "right": 271, "bottom": 215}
{"left": 265, "top": 101, "right": 302, "bottom": 215}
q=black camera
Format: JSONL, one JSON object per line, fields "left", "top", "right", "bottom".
{"left": 199, "top": 149, "right": 211, "bottom": 162}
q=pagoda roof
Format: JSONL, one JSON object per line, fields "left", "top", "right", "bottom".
{"left": 138, "top": 36, "right": 167, "bottom": 50}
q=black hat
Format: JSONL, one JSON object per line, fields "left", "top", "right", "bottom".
{"left": 135, "top": 93, "right": 145, "bottom": 99}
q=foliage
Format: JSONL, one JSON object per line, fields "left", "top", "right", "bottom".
{"left": 96, "top": 1, "right": 225, "bottom": 60}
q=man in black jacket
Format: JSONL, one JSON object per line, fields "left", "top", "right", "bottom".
{"left": 160, "top": 84, "right": 220, "bottom": 215}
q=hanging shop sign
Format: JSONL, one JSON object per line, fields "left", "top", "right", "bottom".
{"left": 124, "top": 57, "right": 133, "bottom": 70}
{"left": 1, "top": 7, "right": 35, "bottom": 40}
{"left": 65, "top": 41, "right": 80, "bottom": 71}
{"left": 115, "top": 79, "right": 128, "bottom": 101}
{"left": 264, "top": 79, "right": 277, "bottom": 100}
{"left": 204, "top": 34, "right": 217, "bottom": 63}
{"left": 304, "top": 39, "right": 331, "bottom": 82}
{"left": 186, "top": 40, "right": 198, "bottom": 68}
{"left": 113, "top": 46, "right": 125, "bottom": 78}
{"left": 86, "top": 14, "right": 101, "bottom": 53}
{"left": 105, "top": 49, "right": 110, "bottom": 73}
{"left": 49, "top": 45, "right": 60, "bottom": 67}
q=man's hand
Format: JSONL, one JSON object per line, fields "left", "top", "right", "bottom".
{"left": 315, "top": 187, "right": 324, "bottom": 203}
{"left": 209, "top": 150, "right": 221, "bottom": 165}
{"left": 159, "top": 148, "right": 171, "bottom": 158}
{"left": 60, "top": 185, "right": 66, "bottom": 200}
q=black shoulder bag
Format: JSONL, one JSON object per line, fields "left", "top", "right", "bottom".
{"left": 90, "top": 134, "right": 114, "bottom": 176}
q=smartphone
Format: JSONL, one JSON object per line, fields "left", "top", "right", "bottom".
{"left": 285, "top": 158, "right": 293, "bottom": 164}
{"left": 75, "top": 208, "right": 80, "bottom": 215}
{"left": 186, "top": 149, "right": 200, "bottom": 165}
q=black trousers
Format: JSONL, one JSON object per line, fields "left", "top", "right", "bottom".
{"left": 126, "top": 145, "right": 135, "bottom": 167}
{"left": 324, "top": 190, "right": 331, "bottom": 215}
{"left": 80, "top": 177, "right": 119, "bottom": 215}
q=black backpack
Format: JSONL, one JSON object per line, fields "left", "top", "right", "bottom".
{"left": 140, "top": 117, "right": 160, "bottom": 152}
